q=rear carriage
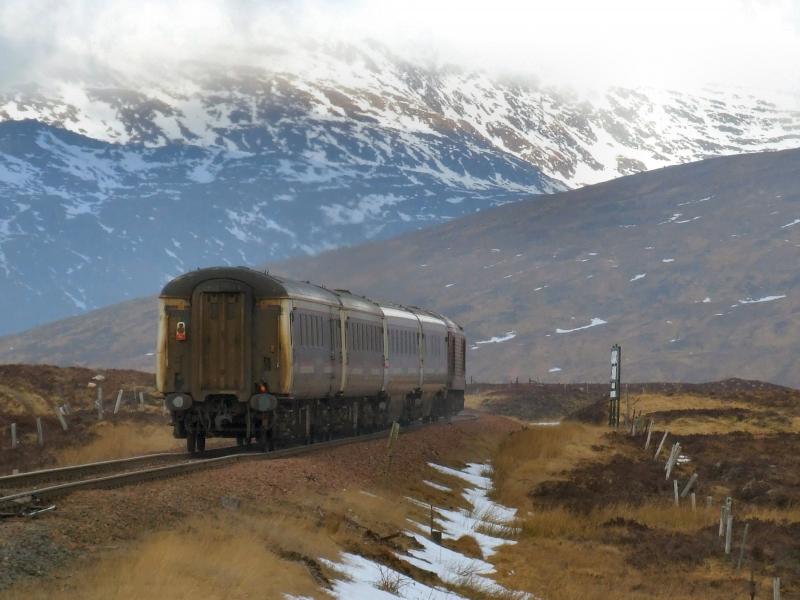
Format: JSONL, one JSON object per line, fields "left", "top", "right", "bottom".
{"left": 156, "top": 267, "right": 465, "bottom": 453}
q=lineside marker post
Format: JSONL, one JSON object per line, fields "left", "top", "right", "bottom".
{"left": 114, "top": 389, "right": 123, "bottom": 415}
{"left": 36, "top": 417, "right": 43, "bottom": 446}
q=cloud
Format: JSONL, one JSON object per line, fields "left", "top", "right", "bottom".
{"left": 1, "top": 0, "right": 799, "bottom": 91}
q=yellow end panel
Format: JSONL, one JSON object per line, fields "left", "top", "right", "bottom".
{"left": 157, "top": 298, "right": 190, "bottom": 394}
{"left": 156, "top": 301, "right": 168, "bottom": 393}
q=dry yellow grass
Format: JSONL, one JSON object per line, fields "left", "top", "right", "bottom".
{"left": 520, "top": 502, "right": 718, "bottom": 541}
{"left": 627, "top": 393, "right": 750, "bottom": 414}
{"left": 8, "top": 512, "right": 326, "bottom": 600}
{"left": 0, "top": 384, "right": 53, "bottom": 416}
{"left": 491, "top": 422, "right": 607, "bottom": 508}
{"left": 57, "top": 421, "right": 182, "bottom": 465}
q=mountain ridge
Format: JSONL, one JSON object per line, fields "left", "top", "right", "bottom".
{"left": 2, "top": 44, "right": 800, "bottom": 334}
{"left": 3, "top": 147, "right": 800, "bottom": 385}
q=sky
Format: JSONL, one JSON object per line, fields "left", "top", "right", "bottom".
{"left": 1, "top": 0, "right": 799, "bottom": 92}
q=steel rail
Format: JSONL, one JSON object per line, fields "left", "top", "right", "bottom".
{"left": 0, "top": 414, "right": 476, "bottom": 509}
{"left": 0, "top": 445, "right": 246, "bottom": 490}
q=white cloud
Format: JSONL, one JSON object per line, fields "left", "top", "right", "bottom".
{"left": 0, "top": 0, "right": 799, "bottom": 91}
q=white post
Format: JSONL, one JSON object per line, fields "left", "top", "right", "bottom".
{"left": 725, "top": 514, "right": 733, "bottom": 554}
{"left": 56, "top": 407, "right": 69, "bottom": 431}
{"left": 114, "top": 389, "right": 123, "bottom": 414}
{"left": 10, "top": 423, "right": 18, "bottom": 449}
{"left": 673, "top": 479, "right": 679, "bottom": 506}
{"left": 773, "top": 577, "right": 781, "bottom": 600}
{"left": 680, "top": 473, "right": 698, "bottom": 497}
{"left": 654, "top": 431, "right": 669, "bottom": 460}
{"left": 36, "top": 417, "right": 43, "bottom": 446}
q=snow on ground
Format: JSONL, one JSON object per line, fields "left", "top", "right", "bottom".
{"left": 556, "top": 318, "right": 607, "bottom": 334}
{"left": 423, "top": 480, "right": 453, "bottom": 493}
{"left": 548, "top": 367, "right": 562, "bottom": 373}
{"left": 662, "top": 258, "right": 675, "bottom": 263}
{"left": 321, "top": 553, "right": 459, "bottom": 600}
{"left": 630, "top": 273, "right": 646, "bottom": 282}
{"left": 475, "top": 331, "right": 517, "bottom": 345}
{"left": 323, "top": 462, "right": 529, "bottom": 600}
{"left": 738, "top": 295, "right": 786, "bottom": 304}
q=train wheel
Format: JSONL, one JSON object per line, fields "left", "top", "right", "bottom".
{"left": 187, "top": 432, "right": 197, "bottom": 455}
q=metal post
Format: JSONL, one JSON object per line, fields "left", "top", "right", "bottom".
{"left": 114, "top": 389, "right": 124, "bottom": 414}
{"left": 609, "top": 344, "right": 621, "bottom": 427}
{"left": 36, "top": 417, "right": 43, "bottom": 446}
{"left": 10, "top": 423, "right": 18, "bottom": 449}
{"left": 673, "top": 479, "right": 679, "bottom": 506}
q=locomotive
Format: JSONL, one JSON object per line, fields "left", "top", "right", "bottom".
{"left": 156, "top": 267, "right": 466, "bottom": 453}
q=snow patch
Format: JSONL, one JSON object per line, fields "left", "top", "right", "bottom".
{"left": 556, "top": 318, "right": 607, "bottom": 334}
{"left": 738, "top": 295, "right": 786, "bottom": 305}
{"left": 474, "top": 331, "right": 516, "bottom": 345}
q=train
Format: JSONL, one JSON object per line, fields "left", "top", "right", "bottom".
{"left": 156, "top": 267, "right": 466, "bottom": 454}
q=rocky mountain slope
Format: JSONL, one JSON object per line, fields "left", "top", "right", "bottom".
{"left": 1, "top": 44, "right": 799, "bottom": 335}
{"left": 3, "top": 148, "right": 800, "bottom": 386}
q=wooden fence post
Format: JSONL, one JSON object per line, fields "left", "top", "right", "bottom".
{"left": 680, "top": 473, "right": 698, "bottom": 498}
{"left": 55, "top": 406, "right": 69, "bottom": 431}
{"left": 654, "top": 431, "right": 669, "bottom": 460}
{"left": 114, "top": 389, "right": 124, "bottom": 414}
{"left": 773, "top": 577, "right": 781, "bottom": 600}
{"left": 644, "top": 419, "right": 654, "bottom": 449}
{"left": 725, "top": 514, "right": 733, "bottom": 554}
{"left": 736, "top": 522, "right": 749, "bottom": 571}
{"left": 690, "top": 492, "right": 696, "bottom": 511}
{"left": 10, "top": 423, "right": 18, "bottom": 449}
{"left": 36, "top": 417, "right": 43, "bottom": 446}
{"left": 666, "top": 443, "right": 681, "bottom": 480}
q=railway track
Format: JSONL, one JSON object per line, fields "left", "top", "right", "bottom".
{"left": 0, "top": 413, "right": 477, "bottom": 514}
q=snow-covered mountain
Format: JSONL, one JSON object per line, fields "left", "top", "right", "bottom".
{"left": 1, "top": 42, "right": 799, "bottom": 335}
